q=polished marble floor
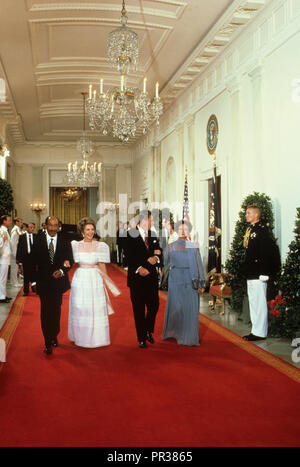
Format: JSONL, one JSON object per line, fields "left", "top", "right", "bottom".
{"left": 1, "top": 279, "right": 300, "bottom": 370}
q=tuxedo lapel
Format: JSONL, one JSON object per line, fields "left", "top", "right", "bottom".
{"left": 41, "top": 232, "right": 53, "bottom": 265}
{"left": 137, "top": 228, "right": 149, "bottom": 252}
{"left": 53, "top": 235, "right": 63, "bottom": 263}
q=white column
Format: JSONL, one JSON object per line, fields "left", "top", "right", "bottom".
{"left": 248, "top": 65, "right": 264, "bottom": 188}
{"left": 226, "top": 77, "right": 242, "bottom": 241}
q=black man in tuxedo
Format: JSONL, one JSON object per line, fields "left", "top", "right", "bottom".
{"left": 31, "top": 216, "right": 74, "bottom": 355}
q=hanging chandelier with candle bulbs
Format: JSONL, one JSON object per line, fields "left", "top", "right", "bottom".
{"left": 66, "top": 92, "right": 102, "bottom": 188}
{"left": 86, "top": 0, "right": 163, "bottom": 143}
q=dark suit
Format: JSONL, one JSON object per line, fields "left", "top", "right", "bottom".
{"left": 243, "top": 221, "right": 281, "bottom": 299}
{"left": 125, "top": 227, "right": 162, "bottom": 342}
{"left": 243, "top": 222, "right": 280, "bottom": 279}
{"left": 116, "top": 228, "right": 126, "bottom": 266}
{"left": 16, "top": 232, "right": 37, "bottom": 294}
{"left": 31, "top": 233, "right": 74, "bottom": 348}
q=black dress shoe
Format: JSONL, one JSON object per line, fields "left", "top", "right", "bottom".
{"left": 5, "top": 297, "right": 12, "bottom": 301}
{"left": 146, "top": 332, "right": 154, "bottom": 344}
{"left": 51, "top": 339, "right": 58, "bottom": 347}
{"left": 243, "top": 333, "right": 266, "bottom": 341}
{"left": 43, "top": 347, "right": 52, "bottom": 355}
{"left": 139, "top": 341, "right": 147, "bottom": 348}
{"left": 0, "top": 298, "right": 11, "bottom": 303}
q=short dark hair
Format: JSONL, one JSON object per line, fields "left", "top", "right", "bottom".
{"left": 138, "top": 210, "right": 152, "bottom": 224}
{"left": 0, "top": 215, "right": 11, "bottom": 226}
{"left": 168, "top": 220, "right": 175, "bottom": 230}
{"left": 45, "top": 216, "right": 60, "bottom": 225}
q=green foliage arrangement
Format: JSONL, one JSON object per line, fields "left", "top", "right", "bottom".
{"left": 0, "top": 178, "right": 14, "bottom": 217}
{"left": 268, "top": 208, "right": 300, "bottom": 338}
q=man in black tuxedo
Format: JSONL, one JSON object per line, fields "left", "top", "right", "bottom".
{"left": 125, "top": 210, "right": 162, "bottom": 348}
{"left": 31, "top": 216, "right": 73, "bottom": 355}
{"left": 16, "top": 222, "right": 37, "bottom": 296}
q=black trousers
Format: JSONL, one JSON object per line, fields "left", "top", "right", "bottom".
{"left": 23, "top": 261, "right": 36, "bottom": 294}
{"left": 39, "top": 293, "right": 63, "bottom": 348}
{"left": 129, "top": 280, "right": 159, "bottom": 342}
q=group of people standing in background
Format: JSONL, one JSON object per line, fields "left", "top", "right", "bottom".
{"left": 0, "top": 215, "right": 64, "bottom": 304}
{"left": 0, "top": 215, "right": 39, "bottom": 303}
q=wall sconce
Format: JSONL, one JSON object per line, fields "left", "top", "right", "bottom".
{"left": 30, "top": 202, "right": 46, "bottom": 230}
{"left": 0, "top": 144, "right": 10, "bottom": 158}
{"left": 30, "top": 202, "right": 46, "bottom": 213}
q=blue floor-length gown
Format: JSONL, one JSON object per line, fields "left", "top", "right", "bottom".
{"left": 162, "top": 239, "right": 206, "bottom": 346}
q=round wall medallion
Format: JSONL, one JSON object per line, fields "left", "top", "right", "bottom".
{"left": 206, "top": 114, "right": 219, "bottom": 155}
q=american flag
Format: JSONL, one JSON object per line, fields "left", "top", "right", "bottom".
{"left": 207, "top": 165, "right": 221, "bottom": 276}
{"left": 182, "top": 168, "right": 192, "bottom": 240}
{"left": 182, "top": 168, "right": 190, "bottom": 221}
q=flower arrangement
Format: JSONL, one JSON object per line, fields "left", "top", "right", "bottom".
{"left": 268, "top": 207, "right": 300, "bottom": 339}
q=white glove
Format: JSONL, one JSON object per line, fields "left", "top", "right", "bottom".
{"left": 259, "top": 275, "right": 269, "bottom": 282}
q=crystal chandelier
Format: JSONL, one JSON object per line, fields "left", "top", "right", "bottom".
{"left": 107, "top": 0, "right": 138, "bottom": 75}
{"left": 59, "top": 187, "right": 82, "bottom": 203}
{"left": 86, "top": 1, "right": 163, "bottom": 143}
{"left": 66, "top": 92, "right": 102, "bottom": 187}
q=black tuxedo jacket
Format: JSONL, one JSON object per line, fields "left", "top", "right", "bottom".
{"left": 125, "top": 227, "right": 162, "bottom": 287}
{"left": 243, "top": 222, "right": 281, "bottom": 280}
{"left": 16, "top": 233, "right": 37, "bottom": 265}
{"left": 31, "top": 233, "right": 74, "bottom": 296}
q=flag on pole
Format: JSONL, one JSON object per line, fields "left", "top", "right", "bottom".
{"left": 182, "top": 167, "right": 191, "bottom": 239}
{"left": 183, "top": 167, "right": 190, "bottom": 221}
{"left": 207, "top": 164, "right": 221, "bottom": 276}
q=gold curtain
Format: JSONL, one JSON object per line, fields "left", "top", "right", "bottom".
{"left": 49, "top": 188, "right": 88, "bottom": 224}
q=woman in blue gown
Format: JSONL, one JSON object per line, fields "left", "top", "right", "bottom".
{"left": 162, "top": 220, "right": 206, "bottom": 346}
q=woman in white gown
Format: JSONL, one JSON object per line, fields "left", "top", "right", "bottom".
{"left": 68, "top": 217, "right": 120, "bottom": 348}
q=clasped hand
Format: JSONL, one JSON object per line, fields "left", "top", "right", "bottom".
{"left": 52, "top": 270, "right": 63, "bottom": 279}
{"left": 138, "top": 267, "right": 150, "bottom": 277}
{"left": 52, "top": 259, "right": 70, "bottom": 279}
{"left": 147, "top": 256, "right": 158, "bottom": 266}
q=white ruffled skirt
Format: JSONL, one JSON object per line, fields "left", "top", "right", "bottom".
{"left": 68, "top": 267, "right": 110, "bottom": 348}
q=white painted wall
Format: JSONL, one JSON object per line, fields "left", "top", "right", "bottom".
{"left": 1, "top": 0, "right": 300, "bottom": 263}
{"left": 132, "top": 0, "right": 300, "bottom": 264}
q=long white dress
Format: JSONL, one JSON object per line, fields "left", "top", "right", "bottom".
{"left": 68, "top": 240, "right": 111, "bottom": 348}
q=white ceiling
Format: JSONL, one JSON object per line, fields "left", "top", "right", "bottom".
{"left": 0, "top": 0, "right": 269, "bottom": 146}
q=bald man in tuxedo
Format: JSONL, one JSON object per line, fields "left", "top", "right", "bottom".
{"left": 31, "top": 216, "right": 73, "bottom": 355}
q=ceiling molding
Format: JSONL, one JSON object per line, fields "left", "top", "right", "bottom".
{"left": 27, "top": 1, "right": 188, "bottom": 21}
{"left": 160, "top": 0, "right": 270, "bottom": 108}
{"left": 1, "top": 0, "right": 272, "bottom": 147}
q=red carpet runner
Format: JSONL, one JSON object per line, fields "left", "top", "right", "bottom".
{"left": 1, "top": 264, "right": 300, "bottom": 447}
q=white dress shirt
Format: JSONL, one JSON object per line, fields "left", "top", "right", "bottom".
{"left": 46, "top": 232, "right": 65, "bottom": 276}
{"left": 138, "top": 226, "right": 147, "bottom": 242}
{"left": 46, "top": 232, "right": 58, "bottom": 253}
{"left": 135, "top": 226, "right": 160, "bottom": 273}
{"left": 26, "top": 232, "right": 34, "bottom": 254}
{"left": 0, "top": 226, "right": 11, "bottom": 265}
{"left": 10, "top": 225, "right": 23, "bottom": 257}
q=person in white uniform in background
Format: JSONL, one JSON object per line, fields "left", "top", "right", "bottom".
{"left": 10, "top": 217, "right": 23, "bottom": 287}
{"left": 0, "top": 215, "right": 12, "bottom": 304}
